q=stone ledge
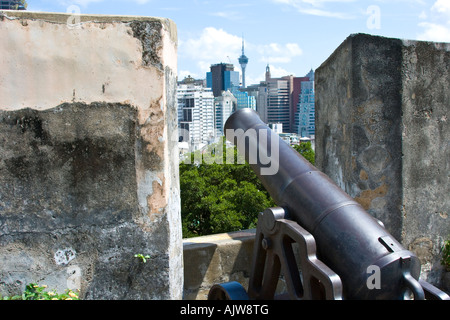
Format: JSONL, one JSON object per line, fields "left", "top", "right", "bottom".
{"left": 0, "top": 10, "right": 177, "bottom": 43}
{"left": 182, "top": 229, "right": 256, "bottom": 300}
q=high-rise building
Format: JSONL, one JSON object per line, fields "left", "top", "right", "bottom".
{"left": 214, "top": 90, "right": 236, "bottom": 137}
{"left": 249, "top": 78, "right": 268, "bottom": 123}
{"left": 294, "top": 69, "right": 315, "bottom": 137}
{"left": 238, "top": 38, "right": 249, "bottom": 88}
{"left": 263, "top": 65, "right": 295, "bottom": 132}
{"left": 206, "top": 63, "right": 240, "bottom": 97}
{"left": 249, "top": 65, "right": 271, "bottom": 123}
{"left": 177, "top": 83, "right": 215, "bottom": 151}
{"left": 257, "top": 65, "right": 315, "bottom": 135}
{"left": 267, "top": 76, "right": 292, "bottom": 132}
{"left": 0, "top": 0, "right": 26, "bottom": 10}
{"left": 231, "top": 87, "right": 256, "bottom": 111}
{"left": 291, "top": 75, "right": 309, "bottom": 126}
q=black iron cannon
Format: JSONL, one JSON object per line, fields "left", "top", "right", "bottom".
{"left": 208, "top": 108, "right": 449, "bottom": 300}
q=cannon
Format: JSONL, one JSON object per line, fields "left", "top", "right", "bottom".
{"left": 208, "top": 108, "right": 449, "bottom": 300}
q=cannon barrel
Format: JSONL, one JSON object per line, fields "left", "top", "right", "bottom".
{"left": 224, "top": 108, "right": 425, "bottom": 299}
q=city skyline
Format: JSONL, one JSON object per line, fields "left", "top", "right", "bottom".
{"left": 22, "top": 1, "right": 450, "bottom": 87}
{"left": 177, "top": 60, "right": 315, "bottom": 155}
{"left": 0, "top": 0, "right": 27, "bottom": 10}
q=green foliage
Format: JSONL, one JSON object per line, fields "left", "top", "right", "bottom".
{"left": 134, "top": 254, "right": 151, "bottom": 263}
{"left": 180, "top": 137, "right": 315, "bottom": 238}
{"left": 2, "top": 283, "right": 79, "bottom": 300}
{"left": 180, "top": 137, "right": 275, "bottom": 238}
{"left": 292, "top": 141, "right": 315, "bottom": 165}
{"left": 442, "top": 239, "right": 450, "bottom": 271}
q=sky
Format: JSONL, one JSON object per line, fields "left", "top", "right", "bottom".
{"left": 25, "top": 0, "right": 450, "bottom": 86}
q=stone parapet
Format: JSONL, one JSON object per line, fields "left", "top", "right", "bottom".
{"left": 316, "top": 33, "right": 450, "bottom": 290}
{"left": 183, "top": 230, "right": 255, "bottom": 300}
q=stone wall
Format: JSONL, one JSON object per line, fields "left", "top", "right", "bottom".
{"left": 315, "top": 33, "right": 449, "bottom": 289}
{"left": 183, "top": 230, "right": 255, "bottom": 300}
{"left": 0, "top": 11, "right": 182, "bottom": 299}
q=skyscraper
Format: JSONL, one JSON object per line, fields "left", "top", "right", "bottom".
{"left": 214, "top": 91, "right": 236, "bottom": 137}
{"left": 177, "top": 83, "right": 215, "bottom": 151}
{"left": 294, "top": 69, "right": 315, "bottom": 137}
{"left": 206, "top": 63, "right": 240, "bottom": 97}
{"left": 260, "top": 65, "right": 314, "bottom": 135}
{"left": 261, "top": 65, "right": 293, "bottom": 132}
{"left": 266, "top": 76, "right": 291, "bottom": 132}
{"left": 231, "top": 87, "right": 256, "bottom": 111}
{"left": 238, "top": 38, "right": 249, "bottom": 88}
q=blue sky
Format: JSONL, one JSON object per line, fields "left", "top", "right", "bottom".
{"left": 26, "top": 0, "right": 450, "bottom": 86}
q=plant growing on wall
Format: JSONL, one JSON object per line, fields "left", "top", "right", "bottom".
{"left": 134, "top": 254, "right": 151, "bottom": 263}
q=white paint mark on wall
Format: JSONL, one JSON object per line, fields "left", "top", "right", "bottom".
{"left": 54, "top": 248, "right": 76, "bottom": 266}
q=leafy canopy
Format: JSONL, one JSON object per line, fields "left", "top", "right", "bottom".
{"left": 180, "top": 137, "right": 315, "bottom": 238}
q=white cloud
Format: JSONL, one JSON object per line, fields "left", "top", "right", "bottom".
{"left": 417, "top": 22, "right": 450, "bottom": 42}
{"left": 245, "top": 74, "right": 263, "bottom": 86}
{"left": 267, "top": 65, "right": 295, "bottom": 77}
{"left": 180, "top": 27, "right": 303, "bottom": 80}
{"left": 272, "top": 0, "right": 356, "bottom": 19}
{"left": 431, "top": 0, "right": 450, "bottom": 15}
{"left": 210, "top": 11, "right": 244, "bottom": 20}
{"left": 62, "top": 0, "right": 103, "bottom": 7}
{"left": 419, "top": 10, "right": 428, "bottom": 20}
{"left": 417, "top": 0, "right": 450, "bottom": 42}
{"left": 180, "top": 27, "right": 242, "bottom": 75}
{"left": 245, "top": 65, "right": 294, "bottom": 86}
{"left": 178, "top": 70, "right": 197, "bottom": 80}
{"left": 256, "top": 42, "right": 303, "bottom": 63}
{"left": 58, "top": 0, "right": 151, "bottom": 8}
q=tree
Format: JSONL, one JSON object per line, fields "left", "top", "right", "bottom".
{"left": 292, "top": 141, "right": 315, "bottom": 165}
{"left": 180, "top": 138, "right": 274, "bottom": 238}
{"left": 179, "top": 138, "right": 315, "bottom": 238}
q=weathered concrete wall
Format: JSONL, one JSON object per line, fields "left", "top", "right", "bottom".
{"left": 0, "top": 11, "right": 182, "bottom": 299}
{"left": 316, "top": 33, "right": 449, "bottom": 289}
{"left": 401, "top": 40, "right": 450, "bottom": 287}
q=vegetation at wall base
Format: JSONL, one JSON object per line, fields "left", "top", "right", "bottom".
{"left": 1, "top": 283, "right": 79, "bottom": 300}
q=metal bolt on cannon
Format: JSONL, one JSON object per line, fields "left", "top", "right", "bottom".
{"left": 207, "top": 109, "right": 449, "bottom": 301}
